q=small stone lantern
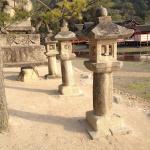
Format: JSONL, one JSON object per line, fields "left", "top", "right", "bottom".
{"left": 55, "top": 21, "right": 81, "bottom": 95}
{"left": 45, "top": 31, "right": 59, "bottom": 79}
{"left": 84, "top": 6, "right": 134, "bottom": 139}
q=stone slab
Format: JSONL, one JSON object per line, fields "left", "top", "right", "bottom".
{"left": 45, "top": 51, "right": 59, "bottom": 57}
{"left": 84, "top": 61, "right": 122, "bottom": 73}
{"left": 1, "top": 34, "right": 40, "bottom": 46}
{"left": 2, "top": 45, "right": 46, "bottom": 65}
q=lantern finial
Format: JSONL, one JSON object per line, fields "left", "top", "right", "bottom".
{"left": 96, "top": 6, "right": 108, "bottom": 18}
{"left": 61, "top": 20, "right": 69, "bottom": 32}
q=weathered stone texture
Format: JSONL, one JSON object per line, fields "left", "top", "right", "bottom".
{"left": 55, "top": 21, "right": 81, "bottom": 96}
{"left": 45, "top": 35, "right": 59, "bottom": 79}
{"left": 0, "top": 34, "right": 40, "bottom": 46}
{"left": 93, "top": 72, "right": 113, "bottom": 116}
{"left": 0, "top": 34, "right": 46, "bottom": 66}
{"left": 3, "top": 45, "right": 46, "bottom": 66}
{"left": 18, "top": 67, "right": 39, "bottom": 82}
{"left": 83, "top": 6, "right": 134, "bottom": 139}
{"left": 86, "top": 111, "right": 124, "bottom": 138}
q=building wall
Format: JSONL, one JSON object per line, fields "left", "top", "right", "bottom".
{"left": 133, "top": 33, "right": 150, "bottom": 42}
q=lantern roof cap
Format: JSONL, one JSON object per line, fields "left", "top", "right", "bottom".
{"left": 55, "top": 20, "right": 76, "bottom": 41}
{"left": 85, "top": 6, "right": 134, "bottom": 40}
{"left": 45, "top": 30, "right": 57, "bottom": 43}
{"left": 96, "top": 5, "right": 108, "bottom": 17}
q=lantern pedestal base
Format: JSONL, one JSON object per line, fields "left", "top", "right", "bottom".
{"left": 18, "top": 67, "right": 39, "bottom": 82}
{"left": 86, "top": 111, "right": 130, "bottom": 140}
{"left": 44, "top": 74, "right": 60, "bottom": 79}
{"left": 59, "top": 84, "right": 82, "bottom": 96}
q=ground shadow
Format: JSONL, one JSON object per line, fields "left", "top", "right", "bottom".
{"left": 147, "top": 113, "right": 150, "bottom": 118}
{"left": 6, "top": 85, "right": 59, "bottom": 96}
{"left": 5, "top": 75, "right": 18, "bottom": 81}
{"left": 9, "top": 108, "right": 88, "bottom": 136}
{"left": 4, "top": 71, "right": 19, "bottom": 74}
{"left": 4, "top": 71, "right": 19, "bottom": 81}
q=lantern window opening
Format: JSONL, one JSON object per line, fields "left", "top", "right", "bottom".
{"left": 109, "top": 45, "right": 113, "bottom": 56}
{"left": 49, "top": 44, "right": 55, "bottom": 50}
{"left": 101, "top": 45, "right": 107, "bottom": 56}
{"left": 89, "top": 43, "right": 96, "bottom": 62}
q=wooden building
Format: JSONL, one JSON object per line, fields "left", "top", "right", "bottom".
{"left": 116, "top": 20, "right": 150, "bottom": 46}
{"left": 132, "top": 25, "right": 150, "bottom": 43}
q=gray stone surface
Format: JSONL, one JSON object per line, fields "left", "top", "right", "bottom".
{"left": 55, "top": 21, "right": 81, "bottom": 95}
{"left": 59, "top": 84, "right": 81, "bottom": 96}
{"left": 83, "top": 6, "right": 133, "bottom": 138}
{"left": 18, "top": 66, "right": 39, "bottom": 82}
{"left": 85, "top": 111, "right": 130, "bottom": 140}
{"left": 55, "top": 21, "right": 76, "bottom": 41}
{"left": 45, "top": 34, "right": 59, "bottom": 79}
{"left": 113, "top": 94, "right": 122, "bottom": 104}
{"left": 84, "top": 17, "right": 134, "bottom": 40}
{"left": 2, "top": 45, "right": 46, "bottom": 66}
{"left": 86, "top": 111, "right": 124, "bottom": 132}
{"left": 84, "top": 61, "right": 122, "bottom": 73}
{"left": 0, "top": 28, "right": 46, "bottom": 67}
{"left": 96, "top": 6, "right": 108, "bottom": 17}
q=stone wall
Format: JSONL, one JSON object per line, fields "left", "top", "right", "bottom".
{"left": 0, "top": 34, "right": 47, "bottom": 67}
{"left": 0, "top": 34, "right": 40, "bottom": 46}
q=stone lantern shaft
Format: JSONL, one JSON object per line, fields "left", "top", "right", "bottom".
{"left": 93, "top": 71, "right": 113, "bottom": 115}
{"left": 60, "top": 56, "right": 75, "bottom": 86}
{"left": 48, "top": 56, "right": 57, "bottom": 75}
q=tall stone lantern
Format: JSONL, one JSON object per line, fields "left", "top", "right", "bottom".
{"left": 45, "top": 31, "right": 59, "bottom": 79}
{"left": 55, "top": 21, "right": 81, "bottom": 96}
{"left": 84, "top": 6, "right": 134, "bottom": 139}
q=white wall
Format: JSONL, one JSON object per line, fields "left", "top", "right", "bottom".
{"left": 133, "top": 33, "right": 150, "bottom": 42}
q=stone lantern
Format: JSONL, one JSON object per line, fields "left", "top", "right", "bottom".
{"left": 55, "top": 21, "right": 81, "bottom": 95}
{"left": 84, "top": 6, "right": 134, "bottom": 139}
{"left": 45, "top": 31, "right": 59, "bottom": 79}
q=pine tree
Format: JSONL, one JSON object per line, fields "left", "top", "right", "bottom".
{"left": 0, "top": 0, "right": 31, "bottom": 31}
{"left": 32, "top": 0, "right": 87, "bottom": 33}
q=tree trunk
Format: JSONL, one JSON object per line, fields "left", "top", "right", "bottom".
{"left": 0, "top": 48, "right": 8, "bottom": 132}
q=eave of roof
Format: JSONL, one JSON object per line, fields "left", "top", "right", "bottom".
{"left": 135, "top": 25, "right": 150, "bottom": 32}
{"left": 82, "top": 17, "right": 134, "bottom": 40}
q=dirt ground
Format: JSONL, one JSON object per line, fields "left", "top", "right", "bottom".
{"left": 0, "top": 63, "right": 150, "bottom": 150}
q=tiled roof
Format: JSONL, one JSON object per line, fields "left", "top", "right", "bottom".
{"left": 135, "top": 25, "right": 150, "bottom": 32}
